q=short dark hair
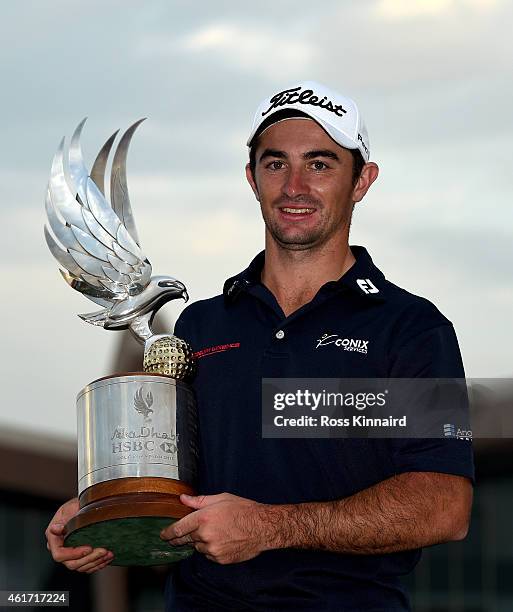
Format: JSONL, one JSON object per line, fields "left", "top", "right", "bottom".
{"left": 248, "top": 131, "right": 366, "bottom": 186}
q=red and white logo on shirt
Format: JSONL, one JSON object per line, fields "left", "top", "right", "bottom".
{"left": 193, "top": 343, "right": 241, "bottom": 360}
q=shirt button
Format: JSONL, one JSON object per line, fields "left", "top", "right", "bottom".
{"left": 275, "top": 330, "right": 285, "bottom": 340}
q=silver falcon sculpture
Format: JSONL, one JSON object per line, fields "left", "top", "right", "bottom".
{"left": 44, "top": 118, "right": 189, "bottom": 348}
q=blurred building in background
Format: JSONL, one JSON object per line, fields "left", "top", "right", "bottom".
{"left": 1, "top": 327, "right": 512, "bottom": 611}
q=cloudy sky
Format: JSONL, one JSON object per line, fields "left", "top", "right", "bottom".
{"left": 1, "top": 0, "right": 511, "bottom": 438}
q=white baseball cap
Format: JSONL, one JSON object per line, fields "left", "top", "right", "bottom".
{"left": 247, "top": 80, "right": 370, "bottom": 162}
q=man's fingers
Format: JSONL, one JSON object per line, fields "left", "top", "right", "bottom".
{"left": 45, "top": 518, "right": 109, "bottom": 568}
{"left": 51, "top": 545, "right": 93, "bottom": 563}
{"left": 45, "top": 497, "right": 92, "bottom": 572}
{"left": 64, "top": 549, "right": 111, "bottom": 571}
{"left": 179, "top": 494, "right": 208, "bottom": 510}
{"left": 180, "top": 493, "right": 231, "bottom": 510}
{"left": 49, "top": 542, "right": 94, "bottom": 563}
{"left": 76, "top": 552, "right": 114, "bottom": 573}
{"left": 46, "top": 527, "right": 66, "bottom": 557}
{"left": 161, "top": 493, "right": 237, "bottom": 540}
{"left": 46, "top": 530, "right": 64, "bottom": 552}
{"left": 167, "top": 534, "right": 196, "bottom": 547}
{"left": 85, "top": 558, "right": 113, "bottom": 574}
{"left": 194, "top": 541, "right": 209, "bottom": 555}
{"left": 48, "top": 523, "right": 65, "bottom": 535}
{"left": 160, "top": 514, "right": 200, "bottom": 541}
{"left": 46, "top": 522, "right": 92, "bottom": 562}
{"left": 45, "top": 524, "right": 65, "bottom": 552}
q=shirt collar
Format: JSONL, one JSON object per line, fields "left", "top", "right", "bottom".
{"left": 223, "top": 245, "right": 387, "bottom": 304}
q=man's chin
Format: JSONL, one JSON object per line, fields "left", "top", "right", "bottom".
{"left": 271, "top": 231, "right": 324, "bottom": 251}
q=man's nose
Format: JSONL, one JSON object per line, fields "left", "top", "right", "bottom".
{"left": 282, "top": 167, "right": 310, "bottom": 198}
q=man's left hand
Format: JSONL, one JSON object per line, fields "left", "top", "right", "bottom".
{"left": 160, "top": 492, "right": 271, "bottom": 564}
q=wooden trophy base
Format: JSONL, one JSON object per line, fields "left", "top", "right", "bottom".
{"left": 64, "top": 477, "right": 195, "bottom": 566}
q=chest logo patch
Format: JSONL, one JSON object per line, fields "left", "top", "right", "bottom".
{"left": 193, "top": 342, "right": 240, "bottom": 360}
{"left": 316, "top": 333, "right": 369, "bottom": 354}
{"left": 356, "top": 278, "right": 379, "bottom": 294}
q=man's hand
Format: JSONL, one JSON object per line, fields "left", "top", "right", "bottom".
{"left": 160, "top": 493, "right": 270, "bottom": 565}
{"left": 160, "top": 473, "right": 472, "bottom": 563}
{"left": 45, "top": 498, "right": 114, "bottom": 573}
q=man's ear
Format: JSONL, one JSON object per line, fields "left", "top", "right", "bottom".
{"left": 352, "top": 162, "right": 379, "bottom": 203}
{"left": 245, "top": 163, "right": 260, "bottom": 201}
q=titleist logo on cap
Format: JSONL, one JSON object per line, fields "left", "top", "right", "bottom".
{"left": 262, "top": 86, "right": 347, "bottom": 118}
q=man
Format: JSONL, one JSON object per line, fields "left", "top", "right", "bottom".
{"left": 46, "top": 81, "right": 474, "bottom": 610}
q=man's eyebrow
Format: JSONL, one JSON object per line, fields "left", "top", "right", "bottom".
{"left": 303, "top": 149, "right": 340, "bottom": 161}
{"left": 257, "top": 148, "right": 341, "bottom": 163}
{"left": 258, "top": 148, "right": 287, "bottom": 162}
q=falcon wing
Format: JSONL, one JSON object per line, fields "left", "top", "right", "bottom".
{"left": 134, "top": 387, "right": 150, "bottom": 417}
{"left": 44, "top": 119, "right": 152, "bottom": 306}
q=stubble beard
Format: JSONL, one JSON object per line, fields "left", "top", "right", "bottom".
{"left": 265, "top": 220, "right": 327, "bottom": 251}
{"left": 262, "top": 202, "right": 353, "bottom": 253}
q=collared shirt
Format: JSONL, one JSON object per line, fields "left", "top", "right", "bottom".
{"left": 166, "top": 245, "right": 475, "bottom": 611}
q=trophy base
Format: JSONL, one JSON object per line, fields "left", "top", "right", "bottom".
{"left": 65, "top": 516, "right": 193, "bottom": 566}
{"left": 64, "top": 477, "right": 196, "bottom": 566}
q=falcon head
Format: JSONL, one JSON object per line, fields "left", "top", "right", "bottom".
{"left": 104, "top": 275, "right": 188, "bottom": 329}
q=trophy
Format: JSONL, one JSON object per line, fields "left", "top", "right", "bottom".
{"left": 44, "top": 118, "right": 198, "bottom": 566}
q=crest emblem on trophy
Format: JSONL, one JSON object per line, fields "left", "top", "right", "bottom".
{"left": 44, "top": 118, "right": 198, "bottom": 566}
{"left": 134, "top": 387, "right": 154, "bottom": 422}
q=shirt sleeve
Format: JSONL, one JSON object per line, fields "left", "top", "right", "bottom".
{"left": 386, "top": 321, "right": 475, "bottom": 485}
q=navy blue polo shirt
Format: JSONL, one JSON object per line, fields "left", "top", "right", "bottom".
{"left": 166, "top": 245, "right": 474, "bottom": 611}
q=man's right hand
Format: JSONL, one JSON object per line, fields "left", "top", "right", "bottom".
{"left": 45, "top": 498, "right": 114, "bottom": 574}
